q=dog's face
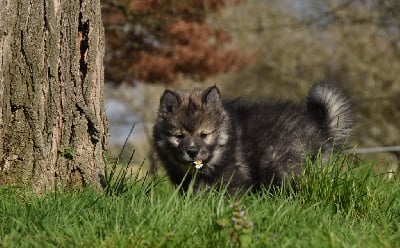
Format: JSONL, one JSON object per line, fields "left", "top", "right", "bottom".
{"left": 154, "top": 86, "right": 229, "bottom": 170}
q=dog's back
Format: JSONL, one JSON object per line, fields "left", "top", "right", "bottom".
{"left": 223, "top": 82, "right": 353, "bottom": 189}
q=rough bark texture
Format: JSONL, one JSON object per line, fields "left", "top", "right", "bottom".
{"left": 0, "top": 0, "right": 108, "bottom": 190}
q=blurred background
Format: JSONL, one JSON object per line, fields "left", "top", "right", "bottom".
{"left": 101, "top": 0, "right": 400, "bottom": 177}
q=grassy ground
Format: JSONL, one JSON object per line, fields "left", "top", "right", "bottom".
{"left": 1, "top": 155, "right": 400, "bottom": 247}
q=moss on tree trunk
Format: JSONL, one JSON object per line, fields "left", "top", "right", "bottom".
{"left": 0, "top": 0, "right": 108, "bottom": 191}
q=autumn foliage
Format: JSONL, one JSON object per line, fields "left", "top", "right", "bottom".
{"left": 102, "top": 0, "right": 244, "bottom": 84}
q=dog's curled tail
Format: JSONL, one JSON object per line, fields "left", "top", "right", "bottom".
{"left": 307, "top": 81, "right": 353, "bottom": 145}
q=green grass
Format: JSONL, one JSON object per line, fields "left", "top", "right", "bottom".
{"left": 1, "top": 154, "right": 400, "bottom": 247}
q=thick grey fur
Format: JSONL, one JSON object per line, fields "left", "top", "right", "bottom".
{"left": 153, "top": 81, "right": 353, "bottom": 193}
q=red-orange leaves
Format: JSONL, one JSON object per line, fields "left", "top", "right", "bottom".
{"left": 102, "top": 0, "right": 246, "bottom": 84}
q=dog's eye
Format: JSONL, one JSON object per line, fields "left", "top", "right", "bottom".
{"left": 200, "top": 133, "right": 208, "bottom": 139}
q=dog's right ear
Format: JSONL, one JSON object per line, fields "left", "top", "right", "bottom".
{"left": 160, "top": 89, "right": 180, "bottom": 113}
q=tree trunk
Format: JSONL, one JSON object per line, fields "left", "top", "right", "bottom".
{"left": 0, "top": 0, "right": 108, "bottom": 191}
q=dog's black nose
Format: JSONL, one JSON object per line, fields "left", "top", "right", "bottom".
{"left": 187, "top": 148, "right": 199, "bottom": 159}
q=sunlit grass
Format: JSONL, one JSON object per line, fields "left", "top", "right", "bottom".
{"left": 1, "top": 152, "right": 399, "bottom": 247}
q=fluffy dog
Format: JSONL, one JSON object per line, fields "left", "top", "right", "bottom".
{"left": 153, "top": 82, "right": 353, "bottom": 193}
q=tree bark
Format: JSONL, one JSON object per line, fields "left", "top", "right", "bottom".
{"left": 0, "top": 0, "right": 108, "bottom": 191}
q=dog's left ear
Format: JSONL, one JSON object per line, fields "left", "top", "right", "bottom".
{"left": 202, "top": 86, "right": 221, "bottom": 105}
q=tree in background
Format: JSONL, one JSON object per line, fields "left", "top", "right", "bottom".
{"left": 0, "top": 0, "right": 108, "bottom": 190}
{"left": 101, "top": 0, "right": 245, "bottom": 84}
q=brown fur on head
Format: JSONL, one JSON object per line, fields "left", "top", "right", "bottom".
{"left": 159, "top": 86, "right": 223, "bottom": 125}
{"left": 154, "top": 86, "right": 229, "bottom": 169}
